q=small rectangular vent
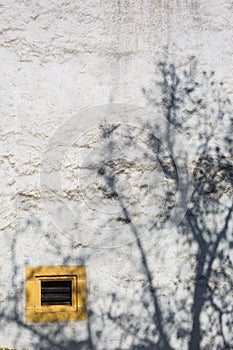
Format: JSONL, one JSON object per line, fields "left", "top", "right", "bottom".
{"left": 41, "top": 280, "right": 72, "bottom": 306}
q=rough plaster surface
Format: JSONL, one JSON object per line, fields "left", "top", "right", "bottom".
{"left": 0, "top": 0, "right": 233, "bottom": 349}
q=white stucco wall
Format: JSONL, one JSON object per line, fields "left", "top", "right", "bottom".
{"left": 0, "top": 1, "right": 232, "bottom": 349}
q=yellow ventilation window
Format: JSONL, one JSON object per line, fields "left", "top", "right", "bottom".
{"left": 26, "top": 266, "right": 86, "bottom": 322}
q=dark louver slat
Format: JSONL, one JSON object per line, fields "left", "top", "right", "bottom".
{"left": 42, "top": 286, "right": 71, "bottom": 293}
{"left": 42, "top": 294, "right": 71, "bottom": 301}
{"left": 41, "top": 280, "right": 72, "bottom": 306}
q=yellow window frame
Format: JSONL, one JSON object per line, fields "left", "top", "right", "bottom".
{"left": 26, "top": 266, "right": 86, "bottom": 322}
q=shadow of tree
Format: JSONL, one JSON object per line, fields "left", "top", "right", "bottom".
{"left": 88, "top": 59, "right": 233, "bottom": 350}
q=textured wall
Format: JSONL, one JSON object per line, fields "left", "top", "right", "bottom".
{"left": 0, "top": 1, "right": 233, "bottom": 349}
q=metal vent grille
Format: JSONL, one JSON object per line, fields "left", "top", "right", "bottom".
{"left": 41, "top": 280, "right": 72, "bottom": 306}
